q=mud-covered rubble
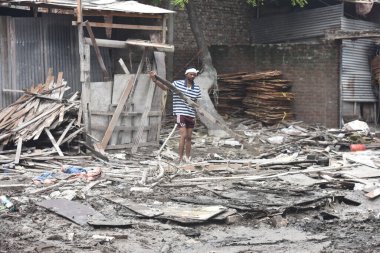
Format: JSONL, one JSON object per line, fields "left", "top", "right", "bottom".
{"left": 1, "top": 118, "right": 380, "bottom": 252}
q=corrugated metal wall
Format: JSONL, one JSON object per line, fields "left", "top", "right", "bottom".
{"left": 252, "top": 4, "right": 343, "bottom": 44}
{"left": 0, "top": 17, "right": 9, "bottom": 107}
{"left": 0, "top": 14, "right": 112, "bottom": 107}
{"left": 340, "top": 17, "right": 380, "bottom": 102}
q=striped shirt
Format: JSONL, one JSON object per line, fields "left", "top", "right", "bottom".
{"left": 172, "top": 79, "right": 201, "bottom": 117}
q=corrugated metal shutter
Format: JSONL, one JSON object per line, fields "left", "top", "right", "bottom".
{"left": 252, "top": 4, "right": 343, "bottom": 44}
{"left": 341, "top": 18, "right": 380, "bottom": 102}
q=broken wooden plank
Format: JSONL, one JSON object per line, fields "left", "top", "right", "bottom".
{"left": 153, "top": 74, "right": 246, "bottom": 144}
{"left": 14, "top": 137, "right": 22, "bottom": 164}
{"left": 365, "top": 188, "right": 380, "bottom": 199}
{"left": 103, "top": 195, "right": 163, "bottom": 217}
{"left": 118, "top": 58, "right": 130, "bottom": 74}
{"left": 44, "top": 128, "right": 64, "bottom": 157}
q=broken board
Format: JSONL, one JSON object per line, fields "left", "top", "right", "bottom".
{"left": 37, "top": 199, "right": 105, "bottom": 226}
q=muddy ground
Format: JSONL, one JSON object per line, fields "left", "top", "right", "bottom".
{"left": 1, "top": 118, "right": 380, "bottom": 253}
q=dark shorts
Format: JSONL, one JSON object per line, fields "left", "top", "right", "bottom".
{"left": 176, "top": 115, "right": 195, "bottom": 128}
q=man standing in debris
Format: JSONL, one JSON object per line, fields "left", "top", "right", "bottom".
{"left": 150, "top": 67, "right": 201, "bottom": 164}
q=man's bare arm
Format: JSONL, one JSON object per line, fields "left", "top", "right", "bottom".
{"left": 149, "top": 71, "right": 169, "bottom": 91}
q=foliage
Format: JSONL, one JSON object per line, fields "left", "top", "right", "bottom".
{"left": 149, "top": 0, "right": 308, "bottom": 8}
{"left": 246, "top": 0, "right": 308, "bottom": 7}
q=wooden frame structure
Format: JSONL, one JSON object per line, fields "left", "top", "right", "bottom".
{"left": 2, "top": 0, "right": 174, "bottom": 152}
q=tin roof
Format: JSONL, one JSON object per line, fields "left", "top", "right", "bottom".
{"left": 1, "top": 0, "right": 174, "bottom": 14}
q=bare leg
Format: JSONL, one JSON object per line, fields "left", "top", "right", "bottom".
{"left": 178, "top": 127, "right": 187, "bottom": 162}
{"left": 185, "top": 128, "right": 193, "bottom": 159}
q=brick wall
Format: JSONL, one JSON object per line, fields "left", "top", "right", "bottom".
{"left": 171, "top": 1, "right": 340, "bottom": 127}
{"left": 210, "top": 43, "right": 340, "bottom": 128}
{"left": 172, "top": 0, "right": 253, "bottom": 79}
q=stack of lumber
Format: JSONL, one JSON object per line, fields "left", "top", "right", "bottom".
{"left": 213, "top": 72, "right": 248, "bottom": 116}
{"left": 242, "top": 70, "right": 295, "bottom": 124}
{"left": 0, "top": 71, "right": 81, "bottom": 149}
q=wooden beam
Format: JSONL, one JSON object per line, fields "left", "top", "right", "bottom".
{"left": 84, "top": 38, "right": 126, "bottom": 48}
{"left": 126, "top": 39, "right": 174, "bottom": 52}
{"left": 84, "top": 20, "right": 110, "bottom": 81}
{"left": 44, "top": 128, "right": 64, "bottom": 157}
{"left": 57, "top": 119, "right": 75, "bottom": 145}
{"left": 162, "top": 15, "right": 167, "bottom": 44}
{"left": 72, "top": 21, "right": 163, "bottom": 31}
{"left": 154, "top": 74, "right": 247, "bottom": 144}
{"left": 104, "top": 15, "right": 113, "bottom": 39}
{"left": 81, "top": 44, "right": 91, "bottom": 143}
{"left": 325, "top": 29, "right": 380, "bottom": 40}
{"left": 90, "top": 110, "right": 161, "bottom": 117}
{"left": 118, "top": 58, "right": 130, "bottom": 74}
{"left": 76, "top": 0, "right": 82, "bottom": 23}
{"left": 84, "top": 38, "right": 175, "bottom": 52}
{"left": 14, "top": 137, "right": 22, "bottom": 164}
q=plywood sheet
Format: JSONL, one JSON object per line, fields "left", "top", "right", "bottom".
{"left": 37, "top": 199, "right": 105, "bottom": 226}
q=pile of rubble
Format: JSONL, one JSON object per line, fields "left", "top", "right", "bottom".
{"left": 1, "top": 112, "right": 380, "bottom": 251}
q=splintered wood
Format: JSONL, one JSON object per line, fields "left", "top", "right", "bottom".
{"left": 0, "top": 71, "right": 81, "bottom": 149}
{"left": 215, "top": 70, "right": 295, "bottom": 124}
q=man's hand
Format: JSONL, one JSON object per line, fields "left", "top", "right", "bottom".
{"left": 149, "top": 71, "right": 157, "bottom": 82}
{"left": 149, "top": 71, "right": 169, "bottom": 91}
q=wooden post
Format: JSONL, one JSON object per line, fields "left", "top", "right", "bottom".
{"left": 84, "top": 20, "right": 110, "bottom": 81}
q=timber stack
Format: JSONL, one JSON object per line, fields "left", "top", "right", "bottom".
{"left": 213, "top": 72, "right": 248, "bottom": 116}
{"left": 242, "top": 70, "right": 295, "bottom": 124}
{"left": 214, "top": 70, "right": 295, "bottom": 124}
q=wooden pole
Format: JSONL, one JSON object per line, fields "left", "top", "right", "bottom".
{"left": 153, "top": 74, "right": 246, "bottom": 144}
{"left": 84, "top": 20, "right": 110, "bottom": 81}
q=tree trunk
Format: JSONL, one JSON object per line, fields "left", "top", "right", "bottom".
{"left": 185, "top": 0, "right": 228, "bottom": 137}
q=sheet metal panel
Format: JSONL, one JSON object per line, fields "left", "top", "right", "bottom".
{"left": 0, "top": 14, "right": 113, "bottom": 107}
{"left": 12, "top": 16, "right": 44, "bottom": 91}
{"left": 341, "top": 18, "right": 380, "bottom": 102}
{"left": 5, "top": 0, "right": 174, "bottom": 14}
{"left": 42, "top": 14, "right": 81, "bottom": 93}
{"left": 0, "top": 16, "right": 8, "bottom": 108}
{"left": 252, "top": 4, "right": 343, "bottom": 44}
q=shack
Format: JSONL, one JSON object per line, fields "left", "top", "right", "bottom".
{"left": 0, "top": 0, "right": 174, "bottom": 151}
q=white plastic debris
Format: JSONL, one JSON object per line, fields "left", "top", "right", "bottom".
{"left": 343, "top": 120, "right": 370, "bottom": 135}
{"left": 267, "top": 136, "right": 285, "bottom": 144}
{"left": 281, "top": 126, "right": 306, "bottom": 136}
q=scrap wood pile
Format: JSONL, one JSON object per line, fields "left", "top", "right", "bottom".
{"left": 242, "top": 70, "right": 295, "bottom": 124}
{"left": 212, "top": 72, "right": 248, "bottom": 116}
{"left": 214, "top": 70, "right": 294, "bottom": 124}
{"left": 0, "top": 71, "right": 81, "bottom": 160}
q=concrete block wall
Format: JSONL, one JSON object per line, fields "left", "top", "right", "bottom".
{"left": 210, "top": 43, "right": 340, "bottom": 128}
